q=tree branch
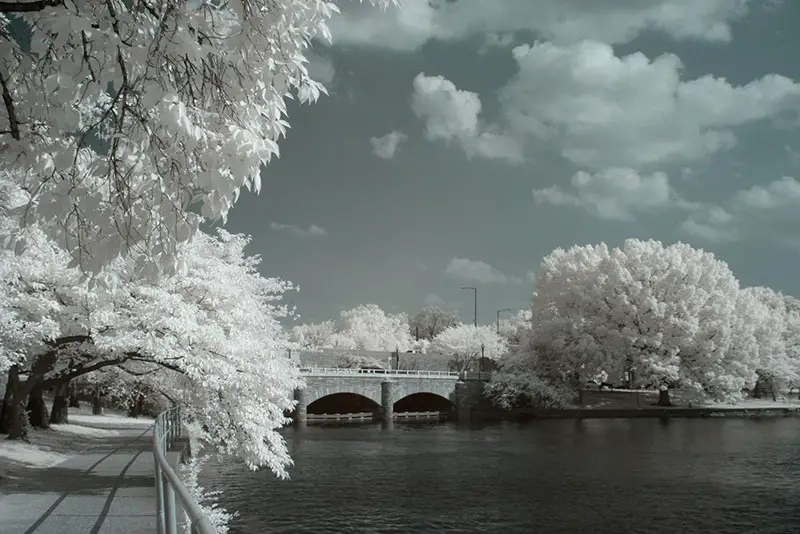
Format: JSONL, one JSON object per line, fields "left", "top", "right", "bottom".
{"left": 0, "top": 71, "right": 20, "bottom": 140}
{"left": 0, "top": 0, "right": 62, "bottom": 13}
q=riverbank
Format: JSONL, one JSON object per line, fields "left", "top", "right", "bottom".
{"left": 474, "top": 389, "right": 800, "bottom": 421}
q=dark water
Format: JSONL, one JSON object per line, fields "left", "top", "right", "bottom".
{"left": 207, "top": 418, "right": 800, "bottom": 533}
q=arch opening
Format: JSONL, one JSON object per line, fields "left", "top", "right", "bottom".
{"left": 393, "top": 392, "right": 454, "bottom": 414}
{"left": 307, "top": 393, "right": 379, "bottom": 415}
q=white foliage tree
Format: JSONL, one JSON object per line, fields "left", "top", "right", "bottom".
{"left": 1, "top": 0, "right": 395, "bottom": 274}
{"left": 287, "top": 320, "right": 337, "bottom": 350}
{"left": 332, "top": 304, "right": 413, "bottom": 352}
{"left": 430, "top": 323, "right": 508, "bottom": 373}
{"left": 92, "top": 229, "right": 302, "bottom": 475}
{"left": 531, "top": 239, "right": 759, "bottom": 404}
{"left": 740, "top": 287, "right": 800, "bottom": 398}
{"left": 497, "top": 309, "right": 532, "bottom": 346}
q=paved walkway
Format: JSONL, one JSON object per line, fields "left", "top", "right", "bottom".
{"left": 0, "top": 425, "right": 158, "bottom": 534}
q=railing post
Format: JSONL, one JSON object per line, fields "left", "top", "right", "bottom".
{"left": 154, "top": 459, "right": 166, "bottom": 534}
{"left": 163, "top": 474, "right": 178, "bottom": 534}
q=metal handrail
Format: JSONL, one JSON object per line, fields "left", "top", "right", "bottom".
{"left": 299, "top": 367, "right": 460, "bottom": 378}
{"left": 153, "top": 407, "right": 216, "bottom": 534}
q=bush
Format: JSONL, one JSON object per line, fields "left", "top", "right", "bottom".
{"left": 484, "top": 371, "right": 573, "bottom": 409}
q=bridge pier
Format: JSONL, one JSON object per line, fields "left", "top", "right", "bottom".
{"left": 381, "top": 380, "right": 394, "bottom": 425}
{"left": 293, "top": 388, "right": 308, "bottom": 427}
{"left": 455, "top": 380, "right": 484, "bottom": 423}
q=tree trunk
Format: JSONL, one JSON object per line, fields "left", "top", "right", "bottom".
{"left": 657, "top": 386, "right": 672, "bottom": 407}
{"left": 68, "top": 386, "right": 80, "bottom": 408}
{"left": 0, "top": 365, "right": 18, "bottom": 434}
{"left": 6, "top": 368, "right": 29, "bottom": 440}
{"left": 50, "top": 381, "right": 70, "bottom": 425}
{"left": 127, "top": 393, "right": 140, "bottom": 418}
{"left": 26, "top": 384, "right": 50, "bottom": 429}
{"left": 92, "top": 387, "right": 103, "bottom": 415}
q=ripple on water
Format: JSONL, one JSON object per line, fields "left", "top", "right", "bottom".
{"left": 205, "top": 419, "right": 800, "bottom": 534}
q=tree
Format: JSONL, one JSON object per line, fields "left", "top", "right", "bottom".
{"left": 92, "top": 229, "right": 303, "bottom": 475}
{"left": 287, "top": 321, "right": 337, "bottom": 350}
{"left": 497, "top": 309, "right": 532, "bottom": 346}
{"left": 741, "top": 287, "right": 800, "bottom": 399}
{"left": 332, "top": 304, "right": 413, "bottom": 352}
{"left": 430, "top": 324, "right": 508, "bottom": 373}
{"left": 1, "top": 0, "right": 396, "bottom": 274}
{"left": 531, "top": 239, "right": 758, "bottom": 405}
{"left": 409, "top": 305, "right": 459, "bottom": 340}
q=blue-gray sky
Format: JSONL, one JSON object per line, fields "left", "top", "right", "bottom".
{"left": 221, "top": 0, "right": 800, "bottom": 324}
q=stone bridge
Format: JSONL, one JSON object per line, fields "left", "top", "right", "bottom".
{"left": 293, "top": 368, "right": 485, "bottom": 425}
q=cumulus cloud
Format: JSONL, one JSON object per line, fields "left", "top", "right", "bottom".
{"left": 306, "top": 52, "right": 336, "bottom": 86}
{"left": 269, "top": 222, "right": 328, "bottom": 237}
{"left": 370, "top": 131, "right": 408, "bottom": 159}
{"left": 499, "top": 41, "right": 800, "bottom": 170}
{"left": 411, "top": 73, "right": 523, "bottom": 163}
{"left": 444, "top": 258, "right": 523, "bottom": 285}
{"left": 733, "top": 176, "right": 800, "bottom": 210}
{"left": 328, "top": 0, "right": 751, "bottom": 51}
{"left": 679, "top": 176, "right": 800, "bottom": 244}
{"left": 533, "top": 168, "right": 693, "bottom": 221}
{"left": 680, "top": 207, "right": 739, "bottom": 243}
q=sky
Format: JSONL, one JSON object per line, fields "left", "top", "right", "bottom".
{"left": 220, "top": 0, "right": 800, "bottom": 325}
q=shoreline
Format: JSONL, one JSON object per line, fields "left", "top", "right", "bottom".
{"left": 473, "top": 405, "right": 800, "bottom": 421}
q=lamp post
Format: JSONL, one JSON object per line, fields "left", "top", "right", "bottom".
{"left": 461, "top": 286, "right": 477, "bottom": 327}
{"left": 496, "top": 308, "right": 513, "bottom": 334}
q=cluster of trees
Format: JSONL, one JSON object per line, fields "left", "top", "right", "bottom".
{"left": 488, "top": 239, "right": 800, "bottom": 409}
{"left": 0, "top": 0, "right": 396, "bottom": 481}
{"left": 288, "top": 303, "right": 514, "bottom": 373}
{"left": 1, "top": 202, "right": 302, "bottom": 474}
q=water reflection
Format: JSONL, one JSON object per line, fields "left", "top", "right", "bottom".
{"left": 208, "top": 418, "right": 800, "bottom": 534}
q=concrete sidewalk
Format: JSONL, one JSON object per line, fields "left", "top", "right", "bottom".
{"left": 0, "top": 425, "right": 158, "bottom": 534}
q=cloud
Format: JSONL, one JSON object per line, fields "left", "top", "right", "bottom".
{"left": 498, "top": 40, "right": 800, "bottom": 170}
{"left": 733, "top": 176, "right": 800, "bottom": 210}
{"left": 680, "top": 207, "right": 739, "bottom": 243}
{"left": 478, "top": 32, "right": 515, "bottom": 55}
{"left": 533, "top": 168, "right": 693, "bottom": 221}
{"left": 328, "top": 0, "right": 751, "bottom": 51}
{"left": 526, "top": 270, "right": 537, "bottom": 284}
{"left": 411, "top": 73, "right": 523, "bottom": 163}
{"left": 678, "top": 176, "right": 800, "bottom": 244}
{"left": 370, "top": 131, "right": 408, "bottom": 159}
{"left": 306, "top": 53, "right": 336, "bottom": 86}
{"left": 269, "top": 222, "right": 328, "bottom": 237}
{"left": 444, "top": 258, "right": 523, "bottom": 285}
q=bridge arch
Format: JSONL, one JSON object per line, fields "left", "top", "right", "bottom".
{"left": 393, "top": 392, "right": 454, "bottom": 413}
{"left": 307, "top": 392, "right": 379, "bottom": 415}
{"left": 302, "top": 379, "right": 383, "bottom": 406}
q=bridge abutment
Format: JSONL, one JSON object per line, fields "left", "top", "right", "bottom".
{"left": 381, "top": 380, "right": 394, "bottom": 424}
{"left": 455, "top": 380, "right": 484, "bottom": 423}
{"left": 293, "top": 387, "right": 308, "bottom": 426}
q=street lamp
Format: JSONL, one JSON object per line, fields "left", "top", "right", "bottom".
{"left": 496, "top": 308, "right": 513, "bottom": 334}
{"left": 461, "top": 286, "right": 477, "bottom": 327}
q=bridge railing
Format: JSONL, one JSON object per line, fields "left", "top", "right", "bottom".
{"left": 300, "top": 367, "right": 460, "bottom": 378}
{"left": 153, "top": 407, "right": 216, "bottom": 534}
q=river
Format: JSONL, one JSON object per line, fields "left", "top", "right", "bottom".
{"left": 206, "top": 418, "right": 800, "bottom": 533}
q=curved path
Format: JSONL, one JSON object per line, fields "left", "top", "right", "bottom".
{"left": 0, "top": 424, "right": 157, "bottom": 534}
